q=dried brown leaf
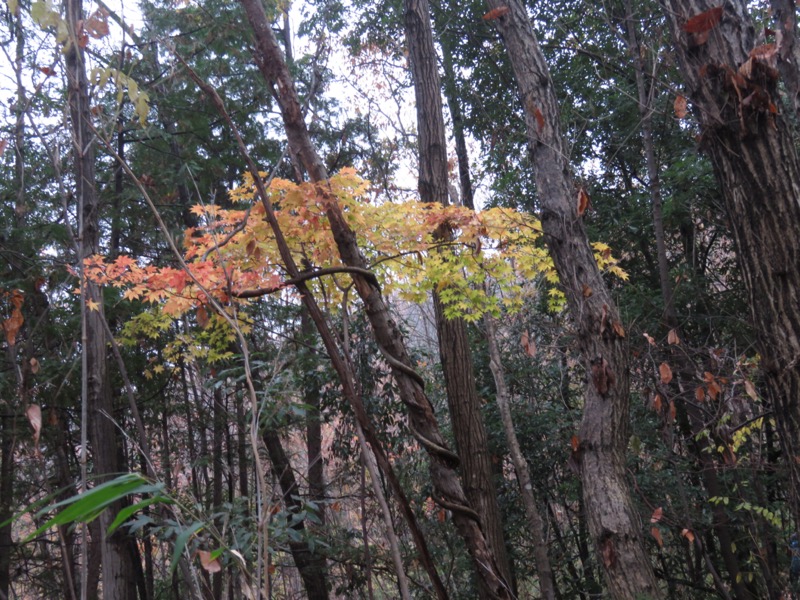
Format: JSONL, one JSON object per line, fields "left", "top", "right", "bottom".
{"left": 674, "top": 95, "right": 688, "bottom": 119}
{"left": 681, "top": 528, "right": 695, "bottom": 544}
{"left": 653, "top": 393, "right": 663, "bottom": 412}
{"left": 651, "top": 526, "right": 664, "bottom": 548}
{"left": 577, "top": 187, "right": 590, "bottom": 216}
{"left": 198, "top": 550, "right": 222, "bottom": 574}
{"left": 668, "top": 329, "right": 680, "bottom": 345}
{"left": 659, "top": 362, "right": 673, "bottom": 385}
{"left": 744, "top": 380, "right": 758, "bottom": 401}
{"left": 601, "top": 536, "right": 616, "bottom": 567}
{"left": 26, "top": 404, "right": 41, "bottom": 458}
{"left": 650, "top": 506, "right": 663, "bottom": 523}
{"left": 682, "top": 6, "right": 723, "bottom": 34}
{"left": 482, "top": 6, "right": 510, "bottom": 20}
{"left": 85, "top": 8, "right": 110, "bottom": 39}
{"left": 520, "top": 331, "right": 536, "bottom": 357}
{"left": 534, "top": 107, "right": 545, "bottom": 133}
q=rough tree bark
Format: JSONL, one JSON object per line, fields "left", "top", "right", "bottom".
{"left": 661, "top": 0, "right": 800, "bottom": 536}
{"left": 485, "top": 1, "right": 663, "bottom": 598}
{"left": 620, "top": 4, "right": 755, "bottom": 597}
{"left": 404, "top": 0, "right": 514, "bottom": 594}
{"left": 236, "top": 0, "right": 510, "bottom": 595}
{"left": 65, "top": 0, "right": 138, "bottom": 597}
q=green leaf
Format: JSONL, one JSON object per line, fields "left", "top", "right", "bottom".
{"left": 25, "top": 474, "right": 156, "bottom": 541}
{"left": 169, "top": 521, "right": 205, "bottom": 576}
{"left": 108, "top": 494, "right": 172, "bottom": 535}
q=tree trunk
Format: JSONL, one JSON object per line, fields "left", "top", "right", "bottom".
{"left": 485, "top": 1, "right": 663, "bottom": 597}
{"left": 404, "top": 0, "right": 514, "bottom": 594}
{"left": 262, "top": 427, "right": 329, "bottom": 600}
{"left": 301, "top": 309, "right": 327, "bottom": 542}
{"left": 620, "top": 3, "right": 756, "bottom": 596}
{"left": 65, "top": 0, "right": 137, "bottom": 597}
{"left": 661, "top": 0, "right": 800, "bottom": 535}
{"left": 484, "top": 317, "right": 557, "bottom": 599}
{"left": 238, "top": 0, "right": 511, "bottom": 595}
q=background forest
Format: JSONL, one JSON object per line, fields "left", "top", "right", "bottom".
{"left": 2, "top": 0, "right": 799, "bottom": 598}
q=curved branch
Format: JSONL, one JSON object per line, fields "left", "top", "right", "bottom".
{"left": 233, "top": 266, "right": 379, "bottom": 298}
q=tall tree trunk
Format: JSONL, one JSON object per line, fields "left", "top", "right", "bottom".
{"left": 661, "top": 0, "right": 800, "bottom": 536}
{"left": 484, "top": 318, "right": 557, "bottom": 599}
{"left": 485, "top": 1, "right": 663, "bottom": 597}
{"left": 65, "top": 0, "right": 137, "bottom": 597}
{"left": 301, "top": 309, "right": 327, "bottom": 543}
{"left": 404, "top": 0, "right": 514, "bottom": 594}
{"left": 262, "top": 428, "right": 329, "bottom": 600}
{"left": 212, "top": 388, "right": 225, "bottom": 599}
{"left": 237, "top": 0, "right": 511, "bottom": 595}
{"left": 439, "top": 33, "right": 474, "bottom": 210}
{"left": 620, "top": 4, "right": 756, "bottom": 597}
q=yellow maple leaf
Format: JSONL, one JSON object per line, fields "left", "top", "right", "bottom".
{"left": 86, "top": 299, "right": 100, "bottom": 312}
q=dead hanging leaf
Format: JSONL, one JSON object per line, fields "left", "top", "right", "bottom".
{"left": 651, "top": 526, "right": 664, "bottom": 548}
{"left": 674, "top": 95, "right": 688, "bottom": 119}
{"left": 703, "top": 371, "right": 715, "bottom": 383}
{"left": 669, "top": 400, "right": 677, "bottom": 423}
{"left": 682, "top": 6, "right": 723, "bottom": 34}
{"left": 76, "top": 25, "right": 89, "bottom": 49}
{"left": 571, "top": 434, "right": 580, "bottom": 452}
{"left": 197, "top": 550, "right": 222, "bottom": 574}
{"left": 591, "top": 357, "right": 616, "bottom": 396}
{"left": 613, "top": 321, "right": 626, "bottom": 338}
{"left": 582, "top": 283, "right": 593, "bottom": 298}
{"left": 708, "top": 380, "right": 721, "bottom": 400}
{"left": 29, "top": 357, "right": 40, "bottom": 374}
{"left": 577, "top": 187, "right": 590, "bottom": 216}
{"left": 650, "top": 506, "right": 664, "bottom": 523}
{"left": 520, "top": 331, "right": 537, "bottom": 357}
{"left": 750, "top": 43, "right": 778, "bottom": 66}
{"left": 246, "top": 239, "right": 257, "bottom": 256}
{"left": 643, "top": 332, "right": 656, "bottom": 346}
{"left": 600, "top": 536, "right": 617, "bottom": 568}
{"left": 26, "top": 404, "right": 42, "bottom": 459}
{"left": 681, "top": 528, "right": 695, "bottom": 544}
{"left": 659, "top": 362, "right": 673, "bottom": 385}
{"left": 534, "top": 107, "right": 545, "bottom": 134}
{"left": 3, "top": 307, "right": 24, "bottom": 346}
{"left": 668, "top": 329, "right": 680, "bottom": 345}
{"left": 744, "top": 380, "right": 758, "bottom": 401}
{"left": 437, "top": 509, "right": 447, "bottom": 522}
{"left": 482, "top": 5, "right": 510, "bottom": 20}
{"left": 85, "top": 8, "right": 110, "bottom": 39}
{"left": 695, "top": 386, "right": 705, "bottom": 401}
{"left": 653, "top": 393, "right": 663, "bottom": 412}
{"left": 196, "top": 306, "right": 209, "bottom": 328}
